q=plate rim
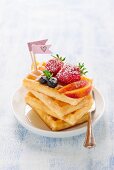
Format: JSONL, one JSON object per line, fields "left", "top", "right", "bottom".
{"left": 11, "top": 86, "right": 105, "bottom": 138}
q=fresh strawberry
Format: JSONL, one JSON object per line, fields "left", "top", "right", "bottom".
{"left": 45, "top": 54, "right": 65, "bottom": 76}
{"left": 56, "top": 64, "right": 81, "bottom": 85}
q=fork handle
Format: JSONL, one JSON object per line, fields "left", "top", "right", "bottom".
{"left": 83, "top": 112, "right": 96, "bottom": 148}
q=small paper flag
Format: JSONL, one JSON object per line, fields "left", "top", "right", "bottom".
{"left": 32, "top": 44, "right": 52, "bottom": 54}
{"left": 27, "top": 39, "right": 48, "bottom": 52}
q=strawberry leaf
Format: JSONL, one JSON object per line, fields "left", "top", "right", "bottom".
{"left": 77, "top": 62, "right": 88, "bottom": 75}
{"left": 52, "top": 54, "right": 66, "bottom": 62}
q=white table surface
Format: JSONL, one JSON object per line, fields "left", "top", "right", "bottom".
{"left": 0, "top": 0, "right": 114, "bottom": 169}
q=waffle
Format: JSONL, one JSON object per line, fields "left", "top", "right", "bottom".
{"left": 23, "top": 74, "right": 83, "bottom": 105}
{"left": 63, "top": 96, "right": 93, "bottom": 125}
{"left": 25, "top": 92, "right": 61, "bottom": 119}
{"left": 25, "top": 92, "right": 93, "bottom": 125}
{"left": 30, "top": 90, "right": 92, "bottom": 118}
{"left": 23, "top": 72, "right": 93, "bottom": 130}
{"left": 25, "top": 93, "right": 89, "bottom": 131}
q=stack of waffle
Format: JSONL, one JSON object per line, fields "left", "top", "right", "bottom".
{"left": 23, "top": 73, "right": 93, "bottom": 131}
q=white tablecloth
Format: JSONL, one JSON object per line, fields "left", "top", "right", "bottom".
{"left": 0, "top": 0, "right": 114, "bottom": 169}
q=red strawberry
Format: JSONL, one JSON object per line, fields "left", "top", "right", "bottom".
{"left": 45, "top": 54, "right": 65, "bottom": 76}
{"left": 56, "top": 64, "right": 81, "bottom": 85}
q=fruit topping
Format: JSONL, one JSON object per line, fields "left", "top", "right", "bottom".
{"left": 58, "top": 80, "right": 88, "bottom": 93}
{"left": 65, "top": 83, "right": 92, "bottom": 98}
{"left": 58, "top": 76, "right": 93, "bottom": 98}
{"left": 39, "top": 76, "right": 48, "bottom": 84}
{"left": 39, "top": 70, "right": 58, "bottom": 88}
{"left": 47, "top": 77, "right": 58, "bottom": 88}
{"left": 45, "top": 54, "right": 65, "bottom": 75}
{"left": 56, "top": 64, "right": 81, "bottom": 85}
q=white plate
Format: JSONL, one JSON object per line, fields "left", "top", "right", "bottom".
{"left": 11, "top": 87, "right": 105, "bottom": 138}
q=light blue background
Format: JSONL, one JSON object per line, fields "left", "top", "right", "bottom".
{"left": 0, "top": 0, "right": 114, "bottom": 169}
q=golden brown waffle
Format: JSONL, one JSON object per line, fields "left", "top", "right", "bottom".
{"left": 25, "top": 92, "right": 92, "bottom": 124}
{"left": 23, "top": 74, "right": 84, "bottom": 105}
{"left": 30, "top": 90, "right": 92, "bottom": 118}
{"left": 63, "top": 95, "right": 93, "bottom": 125}
{"left": 25, "top": 92, "right": 61, "bottom": 120}
{"left": 25, "top": 93, "right": 89, "bottom": 131}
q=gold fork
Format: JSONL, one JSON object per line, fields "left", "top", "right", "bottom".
{"left": 83, "top": 91, "right": 96, "bottom": 148}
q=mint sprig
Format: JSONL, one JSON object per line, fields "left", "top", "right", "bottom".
{"left": 43, "top": 70, "right": 53, "bottom": 79}
{"left": 52, "top": 54, "right": 65, "bottom": 61}
{"left": 78, "top": 62, "right": 88, "bottom": 75}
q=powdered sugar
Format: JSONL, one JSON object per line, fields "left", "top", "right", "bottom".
{"left": 56, "top": 64, "right": 81, "bottom": 85}
{"left": 46, "top": 58, "right": 63, "bottom": 75}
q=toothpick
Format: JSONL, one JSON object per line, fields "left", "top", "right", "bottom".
{"left": 30, "top": 51, "right": 37, "bottom": 71}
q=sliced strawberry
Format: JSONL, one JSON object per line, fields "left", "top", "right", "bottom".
{"left": 46, "top": 54, "right": 65, "bottom": 76}
{"left": 58, "top": 80, "right": 88, "bottom": 93}
{"left": 56, "top": 64, "right": 81, "bottom": 85}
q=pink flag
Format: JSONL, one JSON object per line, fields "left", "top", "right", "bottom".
{"left": 27, "top": 39, "right": 48, "bottom": 52}
{"left": 32, "top": 44, "right": 52, "bottom": 54}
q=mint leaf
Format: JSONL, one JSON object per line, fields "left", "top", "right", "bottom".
{"left": 43, "top": 70, "right": 53, "bottom": 79}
